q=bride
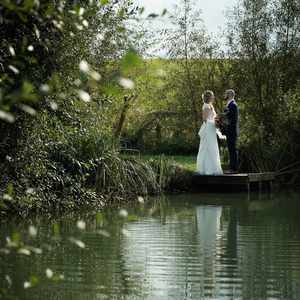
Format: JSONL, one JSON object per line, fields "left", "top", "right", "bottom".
{"left": 196, "top": 90, "right": 224, "bottom": 175}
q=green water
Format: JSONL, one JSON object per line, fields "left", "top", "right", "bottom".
{"left": 1, "top": 192, "right": 300, "bottom": 300}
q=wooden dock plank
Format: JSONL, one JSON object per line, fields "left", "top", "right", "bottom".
{"left": 192, "top": 172, "right": 276, "bottom": 192}
{"left": 248, "top": 172, "right": 275, "bottom": 182}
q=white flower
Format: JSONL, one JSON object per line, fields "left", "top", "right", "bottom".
{"left": 75, "top": 240, "right": 85, "bottom": 249}
{"left": 27, "top": 45, "right": 34, "bottom": 51}
{"left": 5, "top": 155, "right": 13, "bottom": 162}
{"left": 8, "top": 65, "right": 19, "bottom": 74}
{"left": 28, "top": 225, "right": 37, "bottom": 237}
{"left": 119, "top": 209, "right": 128, "bottom": 218}
{"left": 76, "top": 24, "right": 83, "bottom": 31}
{"left": 31, "top": 247, "right": 42, "bottom": 254}
{"left": 90, "top": 71, "right": 101, "bottom": 81}
{"left": 35, "top": 27, "right": 40, "bottom": 39}
{"left": 97, "top": 230, "right": 110, "bottom": 237}
{"left": 18, "top": 248, "right": 31, "bottom": 256}
{"left": 0, "top": 111, "right": 15, "bottom": 123}
{"left": 34, "top": 0, "right": 40, "bottom": 7}
{"left": 79, "top": 7, "right": 85, "bottom": 16}
{"left": 137, "top": 196, "right": 144, "bottom": 204}
{"left": 77, "top": 90, "right": 91, "bottom": 102}
{"left": 69, "top": 237, "right": 85, "bottom": 249}
{"left": 20, "top": 104, "right": 36, "bottom": 116}
{"left": 53, "top": 20, "right": 64, "bottom": 30}
{"left": 6, "top": 237, "right": 18, "bottom": 248}
{"left": 26, "top": 188, "right": 35, "bottom": 195}
{"left": 74, "top": 79, "right": 81, "bottom": 86}
{"left": 76, "top": 220, "right": 86, "bottom": 230}
{"left": 40, "top": 84, "right": 50, "bottom": 93}
{"left": 82, "top": 20, "right": 89, "bottom": 28}
{"left": 50, "top": 102, "right": 58, "bottom": 110}
{"left": 2, "top": 194, "right": 13, "bottom": 201}
{"left": 45, "top": 268, "right": 53, "bottom": 279}
{"left": 9, "top": 46, "right": 16, "bottom": 56}
{"left": 119, "top": 78, "right": 135, "bottom": 89}
{"left": 79, "top": 60, "right": 89, "bottom": 73}
{"left": 24, "top": 281, "right": 32, "bottom": 289}
{"left": 3, "top": 194, "right": 13, "bottom": 201}
{"left": 5, "top": 275, "right": 12, "bottom": 287}
{"left": 96, "top": 33, "right": 105, "bottom": 41}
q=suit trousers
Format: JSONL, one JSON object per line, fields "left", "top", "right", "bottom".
{"left": 227, "top": 134, "right": 238, "bottom": 171}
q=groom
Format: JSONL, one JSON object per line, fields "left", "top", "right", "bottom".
{"left": 221, "top": 89, "right": 239, "bottom": 174}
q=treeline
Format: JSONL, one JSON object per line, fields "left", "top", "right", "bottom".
{"left": 120, "top": 0, "right": 300, "bottom": 184}
{"left": 227, "top": 0, "right": 300, "bottom": 178}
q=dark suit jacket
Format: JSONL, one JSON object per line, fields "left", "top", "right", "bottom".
{"left": 223, "top": 100, "right": 239, "bottom": 138}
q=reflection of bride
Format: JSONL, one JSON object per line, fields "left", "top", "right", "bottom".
{"left": 196, "top": 205, "right": 223, "bottom": 293}
{"left": 196, "top": 205, "right": 222, "bottom": 249}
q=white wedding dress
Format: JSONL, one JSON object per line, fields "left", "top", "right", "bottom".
{"left": 196, "top": 103, "right": 223, "bottom": 175}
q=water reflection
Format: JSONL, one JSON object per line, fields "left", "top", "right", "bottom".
{"left": 1, "top": 192, "right": 300, "bottom": 299}
{"left": 195, "top": 206, "right": 223, "bottom": 298}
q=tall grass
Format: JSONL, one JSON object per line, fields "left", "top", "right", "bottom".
{"left": 95, "top": 154, "right": 195, "bottom": 202}
{"left": 96, "top": 152, "right": 161, "bottom": 199}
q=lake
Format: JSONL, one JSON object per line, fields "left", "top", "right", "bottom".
{"left": 1, "top": 191, "right": 300, "bottom": 300}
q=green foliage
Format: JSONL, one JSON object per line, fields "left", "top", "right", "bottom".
{"left": 0, "top": 0, "right": 81, "bottom": 113}
{"left": 0, "top": 0, "right": 150, "bottom": 214}
{"left": 226, "top": 0, "right": 300, "bottom": 183}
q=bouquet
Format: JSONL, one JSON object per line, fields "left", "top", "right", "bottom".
{"left": 215, "top": 112, "right": 229, "bottom": 129}
{"left": 215, "top": 113, "right": 228, "bottom": 141}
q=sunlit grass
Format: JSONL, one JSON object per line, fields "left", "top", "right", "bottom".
{"left": 140, "top": 155, "right": 196, "bottom": 172}
{"left": 140, "top": 155, "right": 228, "bottom": 172}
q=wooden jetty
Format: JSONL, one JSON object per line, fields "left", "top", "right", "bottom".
{"left": 192, "top": 172, "right": 276, "bottom": 192}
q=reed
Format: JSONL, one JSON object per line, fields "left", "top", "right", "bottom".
{"left": 95, "top": 152, "right": 161, "bottom": 199}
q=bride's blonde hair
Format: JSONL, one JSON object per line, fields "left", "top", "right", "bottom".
{"left": 202, "top": 90, "right": 214, "bottom": 104}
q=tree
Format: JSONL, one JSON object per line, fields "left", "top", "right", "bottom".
{"left": 226, "top": 0, "right": 300, "bottom": 175}
{"left": 273, "top": 0, "right": 300, "bottom": 91}
{"left": 163, "top": 0, "right": 212, "bottom": 132}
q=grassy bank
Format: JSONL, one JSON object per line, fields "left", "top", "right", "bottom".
{"left": 0, "top": 151, "right": 195, "bottom": 217}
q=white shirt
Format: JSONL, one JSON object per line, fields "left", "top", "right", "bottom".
{"left": 227, "top": 99, "right": 235, "bottom": 107}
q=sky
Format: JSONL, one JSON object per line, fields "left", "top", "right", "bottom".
{"left": 134, "top": 0, "right": 238, "bottom": 55}
{"left": 136, "top": 0, "right": 237, "bottom": 35}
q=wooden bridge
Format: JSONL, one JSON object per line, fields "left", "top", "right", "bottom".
{"left": 192, "top": 172, "right": 276, "bottom": 193}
